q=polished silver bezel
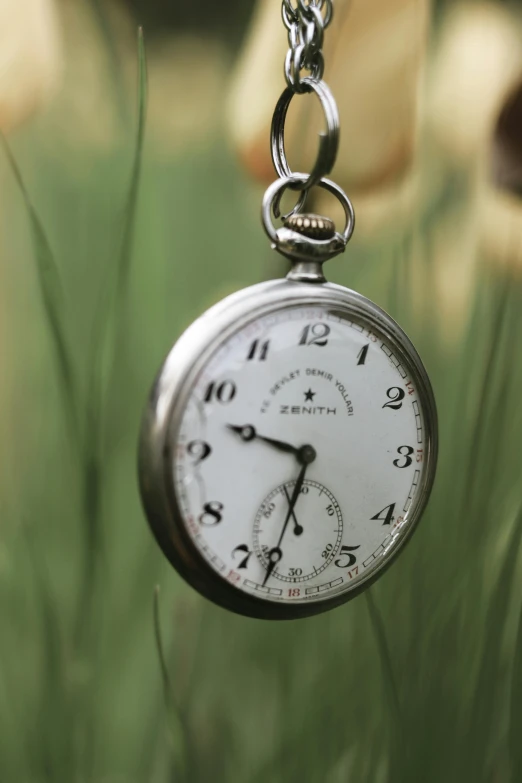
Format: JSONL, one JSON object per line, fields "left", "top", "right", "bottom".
{"left": 138, "top": 278, "right": 438, "bottom": 620}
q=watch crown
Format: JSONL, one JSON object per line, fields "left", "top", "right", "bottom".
{"left": 284, "top": 213, "right": 336, "bottom": 241}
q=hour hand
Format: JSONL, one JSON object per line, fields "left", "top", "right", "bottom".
{"left": 227, "top": 424, "right": 300, "bottom": 456}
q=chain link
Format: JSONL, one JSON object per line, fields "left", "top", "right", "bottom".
{"left": 262, "top": 0, "right": 355, "bottom": 264}
{"left": 266, "top": 0, "right": 339, "bottom": 217}
{"left": 282, "top": 0, "right": 333, "bottom": 92}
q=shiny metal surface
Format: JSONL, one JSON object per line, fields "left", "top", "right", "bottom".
{"left": 262, "top": 173, "right": 355, "bottom": 277}
{"left": 138, "top": 0, "right": 437, "bottom": 621}
{"left": 270, "top": 78, "right": 340, "bottom": 202}
{"left": 284, "top": 212, "right": 336, "bottom": 239}
{"left": 138, "top": 278, "right": 438, "bottom": 620}
{"left": 282, "top": 0, "right": 333, "bottom": 92}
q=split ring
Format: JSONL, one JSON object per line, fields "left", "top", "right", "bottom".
{"left": 262, "top": 173, "right": 355, "bottom": 261}
{"left": 271, "top": 77, "right": 340, "bottom": 191}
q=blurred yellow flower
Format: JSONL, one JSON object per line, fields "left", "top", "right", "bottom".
{"left": 229, "top": 0, "right": 522, "bottom": 340}
{"left": 0, "top": 0, "right": 62, "bottom": 132}
{"left": 427, "top": 2, "right": 522, "bottom": 161}
{"left": 228, "top": 0, "right": 429, "bottom": 235}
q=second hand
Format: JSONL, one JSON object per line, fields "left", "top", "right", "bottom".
{"left": 262, "top": 447, "right": 316, "bottom": 587}
{"left": 283, "top": 484, "right": 303, "bottom": 536}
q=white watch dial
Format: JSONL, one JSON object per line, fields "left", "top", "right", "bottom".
{"left": 173, "top": 303, "right": 429, "bottom": 605}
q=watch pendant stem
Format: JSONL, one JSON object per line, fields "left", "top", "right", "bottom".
{"left": 286, "top": 260, "right": 326, "bottom": 284}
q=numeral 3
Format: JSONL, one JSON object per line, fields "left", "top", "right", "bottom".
{"left": 393, "top": 446, "right": 414, "bottom": 468}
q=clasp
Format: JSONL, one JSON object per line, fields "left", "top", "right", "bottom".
{"left": 261, "top": 174, "right": 355, "bottom": 282}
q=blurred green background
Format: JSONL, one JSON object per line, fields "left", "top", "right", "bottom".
{"left": 3, "top": 0, "right": 522, "bottom": 781}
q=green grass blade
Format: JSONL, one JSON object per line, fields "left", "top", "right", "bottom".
{"left": 1, "top": 136, "right": 79, "bottom": 444}
{"left": 153, "top": 587, "right": 190, "bottom": 781}
{"left": 23, "top": 524, "right": 72, "bottom": 781}
{"left": 75, "top": 27, "right": 148, "bottom": 642}
{"left": 458, "top": 274, "right": 510, "bottom": 523}
{"left": 113, "top": 25, "right": 147, "bottom": 303}
{"left": 83, "top": 22, "right": 147, "bottom": 474}
{"left": 90, "top": 0, "right": 130, "bottom": 127}
{"left": 508, "top": 505, "right": 522, "bottom": 775}
{"left": 365, "top": 589, "right": 405, "bottom": 776}
{"left": 467, "top": 505, "right": 522, "bottom": 781}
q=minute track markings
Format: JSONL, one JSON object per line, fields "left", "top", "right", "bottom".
{"left": 168, "top": 300, "right": 433, "bottom": 612}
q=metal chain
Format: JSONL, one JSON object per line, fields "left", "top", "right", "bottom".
{"left": 282, "top": 0, "right": 333, "bottom": 93}
{"left": 267, "top": 0, "right": 338, "bottom": 216}
{"left": 262, "top": 0, "right": 355, "bottom": 266}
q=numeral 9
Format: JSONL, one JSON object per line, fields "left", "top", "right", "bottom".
{"left": 187, "top": 440, "right": 212, "bottom": 465}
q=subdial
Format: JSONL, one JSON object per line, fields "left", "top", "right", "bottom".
{"left": 253, "top": 480, "right": 343, "bottom": 583}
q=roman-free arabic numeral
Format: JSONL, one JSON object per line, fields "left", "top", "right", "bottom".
{"left": 322, "top": 544, "right": 333, "bottom": 558}
{"left": 383, "top": 387, "right": 405, "bottom": 410}
{"left": 393, "top": 446, "right": 414, "bottom": 469}
{"left": 187, "top": 440, "right": 212, "bottom": 464}
{"left": 371, "top": 502, "right": 396, "bottom": 526}
{"left": 299, "top": 323, "right": 330, "bottom": 347}
{"left": 199, "top": 501, "right": 223, "bottom": 526}
{"left": 289, "top": 568, "right": 303, "bottom": 577}
{"left": 334, "top": 545, "right": 360, "bottom": 568}
{"left": 326, "top": 504, "right": 335, "bottom": 516}
{"left": 247, "top": 339, "right": 270, "bottom": 361}
{"left": 204, "top": 380, "right": 237, "bottom": 404}
{"left": 232, "top": 544, "right": 252, "bottom": 569}
{"left": 357, "top": 344, "right": 369, "bottom": 365}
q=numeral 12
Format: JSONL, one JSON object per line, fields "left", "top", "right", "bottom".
{"left": 299, "top": 323, "right": 330, "bottom": 346}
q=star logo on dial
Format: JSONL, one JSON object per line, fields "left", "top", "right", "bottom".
{"left": 304, "top": 388, "right": 316, "bottom": 402}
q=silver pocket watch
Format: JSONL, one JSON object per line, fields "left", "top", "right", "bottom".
{"left": 138, "top": 0, "right": 438, "bottom": 620}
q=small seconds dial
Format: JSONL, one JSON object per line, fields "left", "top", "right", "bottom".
{"left": 253, "top": 480, "right": 343, "bottom": 582}
{"left": 173, "top": 301, "right": 430, "bottom": 608}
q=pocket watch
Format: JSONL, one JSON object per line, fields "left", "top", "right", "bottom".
{"left": 138, "top": 0, "right": 438, "bottom": 620}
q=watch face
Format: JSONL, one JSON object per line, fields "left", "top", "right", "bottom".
{"left": 161, "top": 295, "right": 436, "bottom": 616}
